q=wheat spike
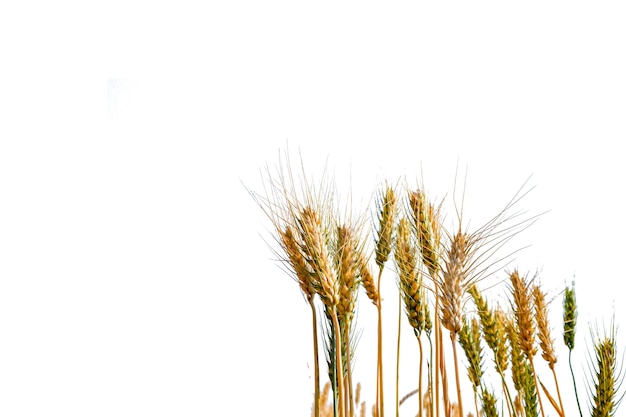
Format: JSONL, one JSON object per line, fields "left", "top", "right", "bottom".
{"left": 280, "top": 225, "right": 316, "bottom": 302}
{"left": 336, "top": 224, "right": 360, "bottom": 322}
{"left": 505, "top": 314, "right": 525, "bottom": 393}
{"left": 532, "top": 285, "right": 557, "bottom": 368}
{"left": 509, "top": 269, "right": 537, "bottom": 358}
{"left": 480, "top": 388, "right": 498, "bottom": 417}
{"left": 409, "top": 189, "right": 442, "bottom": 279}
{"left": 395, "top": 217, "right": 425, "bottom": 334}
{"left": 297, "top": 206, "right": 339, "bottom": 308}
{"left": 493, "top": 307, "right": 509, "bottom": 373}
{"left": 458, "top": 317, "right": 484, "bottom": 389}
{"left": 358, "top": 253, "right": 379, "bottom": 305}
{"left": 563, "top": 283, "right": 577, "bottom": 351}
{"left": 440, "top": 230, "right": 469, "bottom": 334}
{"left": 468, "top": 285, "right": 504, "bottom": 368}
{"left": 375, "top": 185, "right": 397, "bottom": 268}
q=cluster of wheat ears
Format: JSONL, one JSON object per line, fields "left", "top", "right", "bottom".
{"left": 248, "top": 153, "right": 623, "bottom": 417}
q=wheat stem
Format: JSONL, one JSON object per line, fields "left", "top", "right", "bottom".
{"left": 376, "top": 267, "right": 385, "bottom": 417}
{"left": 450, "top": 331, "right": 464, "bottom": 417}
{"left": 396, "top": 291, "right": 401, "bottom": 417}
{"left": 311, "top": 300, "right": 321, "bottom": 417}
{"left": 330, "top": 308, "right": 346, "bottom": 417}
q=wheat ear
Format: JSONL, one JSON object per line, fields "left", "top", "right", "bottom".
{"left": 589, "top": 321, "right": 623, "bottom": 417}
{"left": 468, "top": 284, "right": 516, "bottom": 414}
{"left": 481, "top": 387, "right": 498, "bottom": 417}
{"left": 509, "top": 270, "right": 546, "bottom": 417}
{"left": 532, "top": 284, "right": 565, "bottom": 416}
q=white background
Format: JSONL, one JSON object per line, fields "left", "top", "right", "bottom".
{"left": 1, "top": 2, "right": 625, "bottom": 416}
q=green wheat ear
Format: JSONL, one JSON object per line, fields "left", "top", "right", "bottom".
{"left": 563, "top": 282, "right": 578, "bottom": 350}
{"left": 480, "top": 387, "right": 498, "bottom": 417}
{"left": 458, "top": 317, "right": 484, "bottom": 390}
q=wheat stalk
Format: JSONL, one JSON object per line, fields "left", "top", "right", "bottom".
{"left": 395, "top": 216, "right": 427, "bottom": 417}
{"left": 409, "top": 187, "right": 441, "bottom": 417}
{"left": 372, "top": 184, "right": 397, "bottom": 417}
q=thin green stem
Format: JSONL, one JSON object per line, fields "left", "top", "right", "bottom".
{"left": 376, "top": 267, "right": 385, "bottom": 417}
{"left": 396, "top": 292, "right": 401, "bottom": 417}
{"left": 331, "top": 309, "right": 345, "bottom": 417}
{"left": 569, "top": 349, "right": 583, "bottom": 417}
{"left": 418, "top": 336, "right": 424, "bottom": 417}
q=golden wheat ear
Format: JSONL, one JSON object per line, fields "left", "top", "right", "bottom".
{"left": 375, "top": 185, "right": 397, "bottom": 269}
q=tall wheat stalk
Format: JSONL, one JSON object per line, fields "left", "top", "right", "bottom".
{"left": 372, "top": 185, "right": 397, "bottom": 417}
{"left": 409, "top": 189, "right": 441, "bottom": 417}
